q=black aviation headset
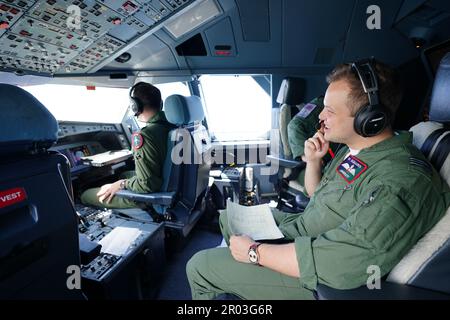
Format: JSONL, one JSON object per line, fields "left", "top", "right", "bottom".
{"left": 129, "top": 82, "right": 145, "bottom": 117}
{"left": 129, "top": 82, "right": 163, "bottom": 117}
{"left": 351, "top": 59, "right": 389, "bottom": 137}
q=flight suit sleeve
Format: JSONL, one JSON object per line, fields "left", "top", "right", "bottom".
{"left": 126, "top": 132, "right": 162, "bottom": 193}
{"left": 287, "top": 97, "right": 324, "bottom": 160}
{"left": 294, "top": 180, "right": 440, "bottom": 290}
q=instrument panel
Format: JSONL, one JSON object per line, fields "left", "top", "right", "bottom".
{"left": 0, "top": 0, "right": 193, "bottom": 75}
{"left": 52, "top": 120, "right": 132, "bottom": 175}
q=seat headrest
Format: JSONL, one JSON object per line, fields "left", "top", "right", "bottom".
{"left": 429, "top": 53, "right": 450, "bottom": 122}
{"left": 410, "top": 122, "right": 450, "bottom": 186}
{"left": 276, "top": 77, "right": 305, "bottom": 105}
{"left": 0, "top": 84, "right": 58, "bottom": 154}
{"left": 164, "top": 95, "right": 205, "bottom": 126}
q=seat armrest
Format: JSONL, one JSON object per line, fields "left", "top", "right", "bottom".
{"left": 115, "top": 190, "right": 176, "bottom": 206}
{"left": 266, "top": 155, "right": 306, "bottom": 169}
{"left": 316, "top": 282, "right": 450, "bottom": 300}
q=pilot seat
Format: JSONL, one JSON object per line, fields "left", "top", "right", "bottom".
{"left": 268, "top": 77, "right": 310, "bottom": 212}
{"left": 115, "top": 94, "right": 212, "bottom": 240}
{"left": 0, "top": 84, "right": 83, "bottom": 299}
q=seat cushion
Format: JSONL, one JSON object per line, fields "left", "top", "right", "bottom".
{"left": 387, "top": 207, "right": 450, "bottom": 294}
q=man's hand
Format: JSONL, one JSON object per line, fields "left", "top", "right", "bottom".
{"left": 96, "top": 180, "right": 124, "bottom": 204}
{"left": 302, "top": 131, "right": 329, "bottom": 163}
{"left": 229, "top": 235, "right": 257, "bottom": 264}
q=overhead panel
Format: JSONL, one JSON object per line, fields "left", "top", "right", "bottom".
{"left": 395, "top": 0, "right": 427, "bottom": 22}
{"left": 106, "top": 34, "right": 178, "bottom": 71}
{"left": 235, "top": 0, "right": 270, "bottom": 41}
{"left": 343, "top": 0, "right": 418, "bottom": 66}
{"left": 204, "top": 17, "right": 237, "bottom": 57}
{"left": 134, "top": 0, "right": 170, "bottom": 25}
{"left": 0, "top": 0, "right": 194, "bottom": 76}
{"left": 0, "top": 1, "right": 37, "bottom": 38}
{"left": 66, "top": 34, "right": 125, "bottom": 73}
{"left": 282, "top": 0, "right": 354, "bottom": 66}
{"left": 182, "top": 0, "right": 282, "bottom": 70}
{"left": 28, "top": 0, "right": 120, "bottom": 40}
{"left": 10, "top": 17, "right": 91, "bottom": 50}
{"left": 0, "top": 31, "right": 78, "bottom": 73}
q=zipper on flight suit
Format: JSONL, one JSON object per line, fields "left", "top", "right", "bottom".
{"left": 358, "top": 188, "right": 380, "bottom": 208}
{"left": 320, "top": 181, "right": 352, "bottom": 202}
{"left": 337, "top": 184, "right": 353, "bottom": 201}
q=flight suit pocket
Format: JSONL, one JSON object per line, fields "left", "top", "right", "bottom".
{"left": 351, "top": 187, "right": 381, "bottom": 236}
{"left": 319, "top": 182, "right": 355, "bottom": 220}
{"left": 354, "top": 187, "right": 412, "bottom": 250}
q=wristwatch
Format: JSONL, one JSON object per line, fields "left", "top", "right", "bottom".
{"left": 120, "top": 180, "right": 126, "bottom": 190}
{"left": 248, "top": 243, "right": 262, "bottom": 266}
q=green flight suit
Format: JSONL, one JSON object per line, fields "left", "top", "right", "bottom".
{"left": 187, "top": 132, "right": 450, "bottom": 299}
{"left": 81, "top": 111, "right": 174, "bottom": 209}
{"left": 287, "top": 97, "right": 340, "bottom": 187}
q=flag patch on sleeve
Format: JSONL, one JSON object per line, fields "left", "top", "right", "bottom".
{"left": 295, "top": 103, "right": 317, "bottom": 119}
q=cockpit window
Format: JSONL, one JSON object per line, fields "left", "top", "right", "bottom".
{"left": 157, "top": 82, "right": 191, "bottom": 103}
{"left": 22, "top": 84, "right": 129, "bottom": 123}
{"left": 198, "top": 75, "right": 272, "bottom": 142}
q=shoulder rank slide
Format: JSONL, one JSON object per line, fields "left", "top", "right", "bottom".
{"left": 132, "top": 133, "right": 144, "bottom": 150}
{"left": 295, "top": 103, "right": 317, "bottom": 119}
{"left": 409, "top": 157, "right": 432, "bottom": 175}
{"left": 336, "top": 155, "right": 368, "bottom": 183}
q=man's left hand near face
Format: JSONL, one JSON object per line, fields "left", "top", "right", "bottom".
{"left": 230, "top": 235, "right": 257, "bottom": 263}
{"left": 96, "top": 180, "right": 122, "bottom": 204}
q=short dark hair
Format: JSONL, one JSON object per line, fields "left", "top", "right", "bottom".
{"left": 326, "top": 60, "right": 403, "bottom": 125}
{"left": 133, "top": 82, "right": 162, "bottom": 111}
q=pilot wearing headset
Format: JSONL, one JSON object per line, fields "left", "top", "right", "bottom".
{"left": 186, "top": 59, "right": 450, "bottom": 299}
{"left": 81, "top": 82, "right": 175, "bottom": 209}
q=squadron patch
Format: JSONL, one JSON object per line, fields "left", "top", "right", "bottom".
{"left": 336, "top": 155, "right": 368, "bottom": 183}
{"left": 132, "top": 133, "right": 144, "bottom": 150}
{"left": 295, "top": 103, "right": 318, "bottom": 119}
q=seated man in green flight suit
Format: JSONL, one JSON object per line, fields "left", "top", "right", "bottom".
{"left": 286, "top": 96, "right": 342, "bottom": 191}
{"left": 81, "top": 82, "right": 175, "bottom": 209}
{"left": 186, "top": 59, "right": 450, "bottom": 300}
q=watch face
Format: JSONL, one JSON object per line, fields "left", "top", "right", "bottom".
{"left": 249, "top": 248, "right": 258, "bottom": 264}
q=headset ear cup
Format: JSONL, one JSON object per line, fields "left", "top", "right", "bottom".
{"left": 129, "top": 83, "right": 144, "bottom": 115}
{"left": 135, "top": 97, "right": 143, "bottom": 114}
{"left": 130, "top": 97, "right": 137, "bottom": 114}
{"left": 354, "top": 104, "right": 387, "bottom": 137}
{"left": 354, "top": 104, "right": 368, "bottom": 136}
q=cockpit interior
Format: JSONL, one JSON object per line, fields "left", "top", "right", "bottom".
{"left": 1, "top": 0, "right": 450, "bottom": 302}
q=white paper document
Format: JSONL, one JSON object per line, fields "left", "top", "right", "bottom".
{"left": 99, "top": 226, "right": 142, "bottom": 256}
{"left": 226, "top": 199, "right": 284, "bottom": 240}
